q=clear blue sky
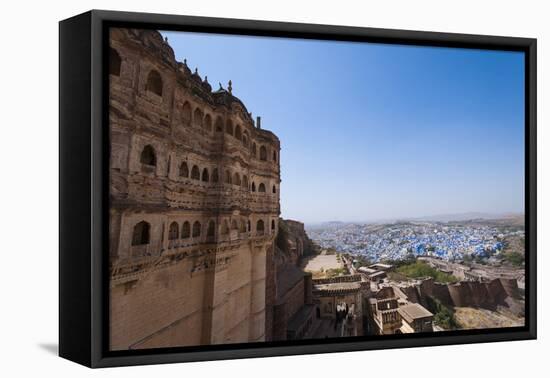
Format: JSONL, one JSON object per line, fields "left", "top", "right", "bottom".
{"left": 161, "top": 30, "right": 525, "bottom": 224}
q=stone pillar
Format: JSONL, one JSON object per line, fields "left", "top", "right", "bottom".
{"left": 209, "top": 262, "right": 228, "bottom": 344}
{"left": 248, "top": 242, "right": 267, "bottom": 342}
{"left": 264, "top": 244, "right": 276, "bottom": 342}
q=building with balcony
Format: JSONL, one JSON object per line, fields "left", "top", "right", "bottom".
{"left": 108, "top": 28, "right": 280, "bottom": 350}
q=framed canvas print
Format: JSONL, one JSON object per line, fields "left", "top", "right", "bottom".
{"left": 59, "top": 10, "right": 536, "bottom": 368}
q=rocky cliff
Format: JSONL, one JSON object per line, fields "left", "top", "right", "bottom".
{"left": 275, "top": 219, "right": 318, "bottom": 268}
{"left": 265, "top": 219, "right": 318, "bottom": 340}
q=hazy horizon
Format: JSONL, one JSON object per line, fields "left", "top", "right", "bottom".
{"left": 162, "top": 31, "right": 525, "bottom": 224}
{"left": 300, "top": 210, "right": 525, "bottom": 227}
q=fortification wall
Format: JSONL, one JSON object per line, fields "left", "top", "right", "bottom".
{"left": 417, "top": 278, "right": 518, "bottom": 310}
{"left": 109, "top": 28, "right": 280, "bottom": 350}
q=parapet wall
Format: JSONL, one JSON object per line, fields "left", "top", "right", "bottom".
{"left": 415, "top": 278, "right": 519, "bottom": 310}
{"left": 312, "top": 274, "right": 362, "bottom": 285}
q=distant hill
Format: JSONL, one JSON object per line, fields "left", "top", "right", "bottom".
{"left": 305, "top": 212, "right": 524, "bottom": 228}
{"left": 406, "top": 212, "right": 523, "bottom": 223}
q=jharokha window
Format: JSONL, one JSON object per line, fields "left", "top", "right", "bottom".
{"left": 145, "top": 69, "right": 163, "bottom": 96}
{"left": 191, "top": 165, "right": 200, "bottom": 180}
{"left": 192, "top": 221, "right": 201, "bottom": 237}
{"left": 181, "top": 221, "right": 191, "bottom": 239}
{"left": 233, "top": 173, "right": 241, "bottom": 186}
{"left": 168, "top": 222, "right": 179, "bottom": 240}
{"left": 132, "top": 221, "right": 150, "bottom": 246}
{"left": 256, "top": 220, "right": 265, "bottom": 235}
{"left": 215, "top": 117, "right": 223, "bottom": 132}
{"left": 259, "top": 145, "right": 267, "bottom": 161}
{"left": 202, "top": 168, "right": 209, "bottom": 182}
{"left": 225, "top": 170, "right": 232, "bottom": 184}
{"left": 207, "top": 220, "right": 215, "bottom": 237}
{"left": 193, "top": 108, "right": 203, "bottom": 128}
{"left": 182, "top": 102, "right": 192, "bottom": 125}
{"left": 204, "top": 114, "right": 212, "bottom": 132}
{"left": 179, "top": 162, "right": 189, "bottom": 177}
{"left": 140, "top": 145, "right": 156, "bottom": 166}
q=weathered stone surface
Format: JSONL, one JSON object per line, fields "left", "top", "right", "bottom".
{"left": 109, "top": 28, "right": 281, "bottom": 350}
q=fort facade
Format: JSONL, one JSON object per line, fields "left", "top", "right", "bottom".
{"left": 108, "top": 28, "right": 280, "bottom": 350}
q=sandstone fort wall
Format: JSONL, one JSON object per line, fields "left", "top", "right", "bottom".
{"left": 108, "top": 28, "right": 280, "bottom": 350}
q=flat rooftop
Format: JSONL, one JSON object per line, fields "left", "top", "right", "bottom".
{"left": 398, "top": 303, "right": 433, "bottom": 321}
{"left": 313, "top": 281, "right": 361, "bottom": 291}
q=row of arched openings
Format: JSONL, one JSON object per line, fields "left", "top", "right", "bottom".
{"left": 140, "top": 145, "right": 277, "bottom": 193}
{"left": 110, "top": 48, "right": 278, "bottom": 165}
{"left": 131, "top": 218, "right": 276, "bottom": 245}
{"left": 167, "top": 220, "right": 212, "bottom": 240}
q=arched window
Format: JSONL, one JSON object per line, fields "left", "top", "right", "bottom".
{"left": 240, "top": 220, "right": 246, "bottom": 233}
{"left": 235, "top": 125, "right": 242, "bottom": 140}
{"left": 140, "top": 145, "right": 156, "bottom": 166}
{"left": 260, "top": 145, "right": 267, "bottom": 161}
{"left": 192, "top": 221, "right": 201, "bottom": 237}
{"left": 132, "top": 221, "right": 150, "bottom": 245}
{"left": 146, "top": 70, "right": 163, "bottom": 96}
{"left": 215, "top": 117, "right": 223, "bottom": 132}
{"left": 182, "top": 102, "right": 192, "bottom": 125}
{"left": 233, "top": 173, "right": 241, "bottom": 186}
{"left": 252, "top": 143, "right": 257, "bottom": 157}
{"left": 193, "top": 108, "right": 203, "bottom": 128}
{"left": 202, "top": 168, "right": 209, "bottom": 182}
{"left": 272, "top": 185, "right": 277, "bottom": 194}
{"left": 191, "top": 165, "right": 200, "bottom": 180}
{"left": 231, "top": 219, "right": 238, "bottom": 230}
{"left": 179, "top": 162, "right": 189, "bottom": 177}
{"left": 168, "top": 222, "right": 179, "bottom": 240}
{"left": 225, "top": 170, "right": 232, "bottom": 185}
{"left": 247, "top": 220, "right": 251, "bottom": 232}
{"left": 181, "top": 221, "right": 190, "bottom": 238}
{"left": 221, "top": 220, "right": 229, "bottom": 235}
{"left": 242, "top": 175, "right": 249, "bottom": 188}
{"left": 271, "top": 219, "right": 276, "bottom": 231}
{"left": 207, "top": 220, "right": 215, "bottom": 237}
{"left": 251, "top": 182, "right": 256, "bottom": 192}
{"left": 273, "top": 151, "right": 277, "bottom": 162}
{"left": 109, "top": 48, "right": 121, "bottom": 76}
{"left": 204, "top": 114, "right": 212, "bottom": 132}
{"left": 226, "top": 119, "right": 233, "bottom": 135}
{"left": 256, "top": 220, "right": 265, "bottom": 235}
{"left": 243, "top": 131, "right": 249, "bottom": 147}
{"left": 212, "top": 168, "right": 219, "bottom": 183}
{"left": 259, "top": 183, "right": 266, "bottom": 193}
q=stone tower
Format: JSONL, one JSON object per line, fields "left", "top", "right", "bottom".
{"left": 108, "top": 28, "right": 281, "bottom": 350}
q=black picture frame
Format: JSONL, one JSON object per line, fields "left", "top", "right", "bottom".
{"left": 59, "top": 9, "right": 537, "bottom": 368}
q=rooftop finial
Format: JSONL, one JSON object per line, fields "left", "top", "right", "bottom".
{"left": 218, "top": 82, "right": 223, "bottom": 90}
{"left": 164, "top": 36, "right": 168, "bottom": 43}
{"left": 228, "top": 80, "right": 232, "bottom": 94}
{"left": 204, "top": 75, "right": 208, "bottom": 83}
{"left": 195, "top": 67, "right": 198, "bottom": 75}
{"left": 183, "top": 58, "right": 187, "bottom": 66}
